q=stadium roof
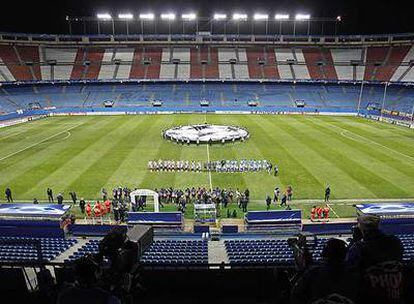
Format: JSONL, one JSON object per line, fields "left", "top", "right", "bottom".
{"left": 0, "top": 0, "right": 412, "bottom": 35}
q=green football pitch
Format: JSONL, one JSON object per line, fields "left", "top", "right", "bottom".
{"left": 0, "top": 114, "right": 413, "bottom": 219}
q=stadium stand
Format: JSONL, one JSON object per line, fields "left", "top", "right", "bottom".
{"left": 140, "top": 240, "right": 208, "bottom": 265}
{"left": 0, "top": 237, "right": 77, "bottom": 263}
{"left": 67, "top": 239, "right": 100, "bottom": 262}
{"left": 1, "top": 42, "right": 413, "bottom": 83}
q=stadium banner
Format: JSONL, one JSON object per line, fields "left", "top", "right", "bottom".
{"left": 127, "top": 211, "right": 183, "bottom": 226}
{"left": 85, "top": 111, "right": 126, "bottom": 116}
{"left": 0, "top": 204, "right": 71, "bottom": 218}
{"left": 215, "top": 111, "right": 252, "bottom": 114}
{"left": 356, "top": 203, "right": 414, "bottom": 216}
{"left": 0, "top": 115, "right": 46, "bottom": 128}
{"left": 368, "top": 115, "right": 413, "bottom": 128}
{"left": 245, "top": 210, "right": 302, "bottom": 224}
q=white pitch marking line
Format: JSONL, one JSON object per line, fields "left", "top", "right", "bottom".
{"left": 0, "top": 122, "right": 84, "bottom": 162}
{"left": 327, "top": 121, "right": 414, "bottom": 162}
{"left": 327, "top": 203, "right": 340, "bottom": 218}
{"left": 206, "top": 142, "right": 213, "bottom": 191}
{"left": 0, "top": 129, "right": 28, "bottom": 141}
{"left": 204, "top": 112, "right": 213, "bottom": 191}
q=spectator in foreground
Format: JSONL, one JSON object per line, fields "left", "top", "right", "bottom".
{"left": 346, "top": 214, "right": 404, "bottom": 304}
{"left": 291, "top": 238, "right": 359, "bottom": 304}
{"left": 57, "top": 256, "right": 120, "bottom": 304}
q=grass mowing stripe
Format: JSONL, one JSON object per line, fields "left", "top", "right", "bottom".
{"left": 207, "top": 115, "right": 248, "bottom": 192}
{"left": 275, "top": 116, "right": 378, "bottom": 198}
{"left": 65, "top": 117, "right": 150, "bottom": 198}
{"left": 263, "top": 115, "right": 377, "bottom": 200}
{"left": 294, "top": 117, "right": 411, "bottom": 198}
{"left": 0, "top": 117, "right": 108, "bottom": 188}
{"left": 0, "top": 119, "right": 85, "bottom": 158}
{"left": 139, "top": 115, "right": 189, "bottom": 190}
{"left": 246, "top": 115, "right": 324, "bottom": 199}
{"left": 329, "top": 117, "right": 414, "bottom": 160}
{"left": 103, "top": 116, "right": 164, "bottom": 189}
{"left": 0, "top": 122, "right": 85, "bottom": 162}
{"left": 12, "top": 118, "right": 120, "bottom": 199}
{"left": 343, "top": 116, "right": 414, "bottom": 138}
{"left": 302, "top": 117, "right": 414, "bottom": 184}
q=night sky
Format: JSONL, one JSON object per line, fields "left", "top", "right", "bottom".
{"left": 0, "top": 0, "right": 411, "bottom": 35}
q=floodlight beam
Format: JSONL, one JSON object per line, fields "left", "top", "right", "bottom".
{"left": 182, "top": 13, "right": 197, "bottom": 21}
{"left": 118, "top": 13, "right": 134, "bottom": 20}
{"left": 97, "top": 13, "right": 112, "bottom": 20}
{"left": 295, "top": 14, "right": 311, "bottom": 21}
{"left": 161, "top": 13, "right": 176, "bottom": 21}
{"left": 213, "top": 13, "right": 227, "bottom": 20}
{"left": 253, "top": 13, "right": 268, "bottom": 21}
{"left": 232, "top": 13, "right": 248, "bottom": 21}
{"left": 139, "top": 13, "right": 155, "bottom": 20}
{"left": 275, "top": 14, "right": 290, "bottom": 20}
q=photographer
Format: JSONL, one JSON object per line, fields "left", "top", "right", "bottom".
{"left": 291, "top": 238, "right": 359, "bottom": 304}
{"left": 346, "top": 215, "right": 404, "bottom": 304}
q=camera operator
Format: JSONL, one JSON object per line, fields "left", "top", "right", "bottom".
{"left": 57, "top": 256, "right": 120, "bottom": 304}
{"left": 93, "top": 227, "right": 140, "bottom": 301}
{"left": 291, "top": 238, "right": 359, "bottom": 304}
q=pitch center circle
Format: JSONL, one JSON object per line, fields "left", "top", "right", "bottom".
{"left": 163, "top": 124, "right": 249, "bottom": 144}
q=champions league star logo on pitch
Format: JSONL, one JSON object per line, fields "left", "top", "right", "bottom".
{"left": 163, "top": 124, "right": 249, "bottom": 144}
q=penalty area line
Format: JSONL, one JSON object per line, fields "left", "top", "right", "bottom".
{"left": 0, "top": 122, "right": 84, "bottom": 162}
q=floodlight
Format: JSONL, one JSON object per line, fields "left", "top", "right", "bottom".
{"left": 182, "top": 13, "right": 196, "bottom": 21}
{"left": 161, "top": 13, "right": 176, "bottom": 20}
{"left": 253, "top": 13, "right": 268, "bottom": 21}
{"left": 118, "top": 13, "right": 134, "bottom": 20}
{"left": 295, "top": 14, "right": 311, "bottom": 21}
{"left": 139, "top": 13, "right": 154, "bottom": 20}
{"left": 275, "top": 14, "right": 290, "bottom": 20}
{"left": 213, "top": 13, "right": 227, "bottom": 20}
{"left": 97, "top": 13, "right": 112, "bottom": 20}
{"left": 336, "top": 15, "right": 342, "bottom": 21}
{"left": 232, "top": 13, "right": 248, "bottom": 21}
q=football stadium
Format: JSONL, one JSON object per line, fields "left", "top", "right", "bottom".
{"left": 0, "top": 1, "right": 414, "bottom": 303}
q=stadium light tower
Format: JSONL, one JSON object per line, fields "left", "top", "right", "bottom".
{"left": 139, "top": 13, "right": 155, "bottom": 20}
{"left": 295, "top": 14, "right": 311, "bottom": 21}
{"left": 275, "top": 14, "right": 290, "bottom": 35}
{"left": 118, "top": 13, "right": 133, "bottom": 20}
{"left": 212, "top": 13, "right": 227, "bottom": 34}
{"left": 97, "top": 13, "right": 112, "bottom": 20}
{"left": 182, "top": 13, "right": 196, "bottom": 21}
{"left": 118, "top": 13, "right": 134, "bottom": 35}
{"left": 253, "top": 13, "right": 268, "bottom": 21}
{"left": 161, "top": 13, "right": 176, "bottom": 36}
{"left": 275, "top": 14, "right": 290, "bottom": 20}
{"left": 232, "top": 13, "right": 248, "bottom": 21}
{"left": 294, "top": 13, "right": 311, "bottom": 36}
{"left": 96, "top": 13, "right": 114, "bottom": 35}
{"left": 139, "top": 13, "right": 155, "bottom": 36}
{"left": 232, "top": 13, "right": 247, "bottom": 36}
{"left": 181, "top": 13, "right": 197, "bottom": 35}
{"left": 213, "top": 13, "right": 227, "bottom": 20}
{"left": 161, "top": 13, "right": 176, "bottom": 21}
{"left": 253, "top": 13, "right": 269, "bottom": 35}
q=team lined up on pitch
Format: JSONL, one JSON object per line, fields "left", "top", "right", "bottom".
{"left": 148, "top": 159, "right": 279, "bottom": 174}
